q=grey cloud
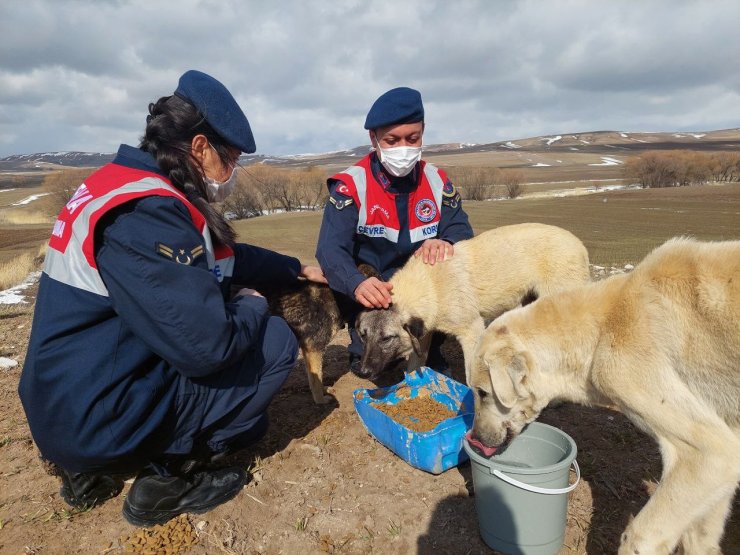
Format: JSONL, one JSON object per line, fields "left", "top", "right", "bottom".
{"left": 1, "top": 0, "right": 740, "bottom": 157}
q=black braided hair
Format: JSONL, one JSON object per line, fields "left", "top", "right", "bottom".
{"left": 139, "top": 95, "right": 236, "bottom": 247}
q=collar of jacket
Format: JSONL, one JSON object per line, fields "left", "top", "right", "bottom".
{"left": 112, "top": 144, "right": 169, "bottom": 178}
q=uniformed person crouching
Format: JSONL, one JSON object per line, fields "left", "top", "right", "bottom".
{"left": 315, "top": 87, "right": 474, "bottom": 372}
{"left": 19, "top": 70, "right": 327, "bottom": 526}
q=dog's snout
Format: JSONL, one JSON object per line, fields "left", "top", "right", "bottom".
{"left": 350, "top": 362, "right": 373, "bottom": 379}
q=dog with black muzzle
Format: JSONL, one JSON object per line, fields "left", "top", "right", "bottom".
{"left": 354, "top": 223, "right": 592, "bottom": 383}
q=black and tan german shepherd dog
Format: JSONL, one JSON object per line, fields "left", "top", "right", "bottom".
{"left": 255, "top": 264, "right": 379, "bottom": 404}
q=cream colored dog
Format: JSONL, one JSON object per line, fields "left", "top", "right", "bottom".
{"left": 469, "top": 237, "right": 740, "bottom": 555}
{"left": 355, "top": 223, "right": 591, "bottom": 383}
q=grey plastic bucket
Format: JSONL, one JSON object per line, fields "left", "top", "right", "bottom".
{"left": 463, "top": 422, "right": 579, "bottom": 555}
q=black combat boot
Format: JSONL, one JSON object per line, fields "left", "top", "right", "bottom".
{"left": 58, "top": 468, "right": 125, "bottom": 509}
{"left": 122, "top": 465, "right": 248, "bottom": 527}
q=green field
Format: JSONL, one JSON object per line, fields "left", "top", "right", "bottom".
{"left": 234, "top": 183, "right": 740, "bottom": 268}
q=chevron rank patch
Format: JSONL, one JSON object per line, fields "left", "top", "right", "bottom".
{"left": 442, "top": 191, "right": 460, "bottom": 208}
{"left": 156, "top": 242, "right": 204, "bottom": 265}
{"left": 329, "top": 196, "right": 354, "bottom": 210}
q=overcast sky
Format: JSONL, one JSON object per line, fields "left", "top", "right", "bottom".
{"left": 1, "top": 0, "right": 739, "bottom": 158}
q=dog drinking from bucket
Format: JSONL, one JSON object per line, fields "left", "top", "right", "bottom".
{"left": 469, "top": 237, "right": 740, "bottom": 554}
{"left": 464, "top": 422, "right": 579, "bottom": 555}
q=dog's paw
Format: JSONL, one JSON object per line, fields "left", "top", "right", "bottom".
{"left": 312, "top": 387, "right": 337, "bottom": 405}
{"left": 619, "top": 527, "right": 675, "bottom": 555}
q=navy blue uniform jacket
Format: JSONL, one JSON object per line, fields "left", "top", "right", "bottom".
{"left": 19, "top": 145, "right": 301, "bottom": 473}
{"left": 316, "top": 152, "right": 473, "bottom": 298}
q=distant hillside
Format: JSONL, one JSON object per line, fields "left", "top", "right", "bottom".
{"left": 2, "top": 128, "right": 739, "bottom": 174}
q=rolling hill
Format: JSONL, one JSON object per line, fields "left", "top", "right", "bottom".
{"left": 2, "top": 128, "right": 739, "bottom": 183}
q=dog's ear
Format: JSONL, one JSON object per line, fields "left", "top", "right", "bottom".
{"left": 485, "top": 352, "right": 528, "bottom": 409}
{"left": 403, "top": 317, "right": 425, "bottom": 356}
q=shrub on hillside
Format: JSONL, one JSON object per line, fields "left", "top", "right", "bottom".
{"left": 222, "top": 172, "right": 265, "bottom": 219}
{"left": 498, "top": 169, "right": 525, "bottom": 199}
{"left": 225, "top": 165, "right": 328, "bottom": 218}
{"left": 447, "top": 167, "right": 499, "bottom": 200}
{"left": 623, "top": 150, "right": 738, "bottom": 188}
{"left": 43, "top": 168, "right": 96, "bottom": 216}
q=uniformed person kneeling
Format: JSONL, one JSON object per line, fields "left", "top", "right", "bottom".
{"left": 19, "top": 70, "right": 327, "bottom": 526}
{"left": 315, "top": 86, "right": 474, "bottom": 372}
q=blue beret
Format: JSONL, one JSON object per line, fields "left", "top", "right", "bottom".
{"left": 174, "top": 70, "right": 256, "bottom": 153}
{"left": 364, "top": 87, "right": 424, "bottom": 130}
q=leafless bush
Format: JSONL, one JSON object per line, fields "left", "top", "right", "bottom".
{"left": 293, "top": 166, "right": 329, "bottom": 210}
{"left": 498, "top": 169, "right": 525, "bottom": 198}
{"left": 224, "top": 165, "right": 329, "bottom": 218}
{"left": 708, "top": 152, "right": 740, "bottom": 182}
{"left": 222, "top": 171, "right": 265, "bottom": 219}
{"left": 623, "top": 150, "right": 735, "bottom": 188}
{"left": 446, "top": 167, "right": 499, "bottom": 200}
{"left": 43, "top": 168, "right": 96, "bottom": 215}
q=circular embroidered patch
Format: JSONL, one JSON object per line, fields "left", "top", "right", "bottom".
{"left": 415, "top": 198, "right": 437, "bottom": 223}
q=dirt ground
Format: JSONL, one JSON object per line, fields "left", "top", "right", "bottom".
{"left": 0, "top": 282, "right": 738, "bottom": 555}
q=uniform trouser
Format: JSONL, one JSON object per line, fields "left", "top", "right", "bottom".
{"left": 162, "top": 315, "right": 298, "bottom": 465}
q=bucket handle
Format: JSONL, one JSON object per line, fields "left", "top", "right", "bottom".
{"left": 491, "top": 460, "right": 580, "bottom": 495}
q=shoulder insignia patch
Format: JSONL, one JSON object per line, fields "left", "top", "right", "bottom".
{"left": 442, "top": 194, "right": 460, "bottom": 208}
{"left": 156, "top": 242, "right": 204, "bottom": 265}
{"left": 442, "top": 181, "right": 457, "bottom": 197}
{"left": 329, "top": 196, "right": 354, "bottom": 210}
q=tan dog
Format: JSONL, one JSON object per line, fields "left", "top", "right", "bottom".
{"left": 469, "top": 237, "right": 740, "bottom": 555}
{"left": 355, "top": 223, "right": 591, "bottom": 382}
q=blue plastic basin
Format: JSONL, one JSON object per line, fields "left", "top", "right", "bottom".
{"left": 353, "top": 367, "right": 474, "bottom": 474}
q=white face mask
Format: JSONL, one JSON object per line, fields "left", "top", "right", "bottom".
{"left": 376, "top": 145, "right": 422, "bottom": 177}
{"left": 205, "top": 166, "right": 238, "bottom": 203}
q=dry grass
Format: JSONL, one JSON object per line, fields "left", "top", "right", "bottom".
{"left": 0, "top": 250, "right": 39, "bottom": 291}
{"left": 0, "top": 209, "right": 51, "bottom": 225}
{"left": 232, "top": 210, "right": 324, "bottom": 264}
{"left": 233, "top": 183, "right": 740, "bottom": 268}
{"left": 463, "top": 183, "right": 740, "bottom": 266}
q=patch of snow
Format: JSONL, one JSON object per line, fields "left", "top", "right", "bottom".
{"left": 569, "top": 147, "right": 579, "bottom": 151}
{"left": 502, "top": 142, "right": 522, "bottom": 149}
{"left": 532, "top": 163, "right": 551, "bottom": 167}
{"left": 526, "top": 178, "right": 625, "bottom": 185}
{"left": 588, "top": 157, "right": 623, "bottom": 166}
{"left": 0, "top": 271, "right": 40, "bottom": 305}
{"left": 0, "top": 188, "right": 17, "bottom": 193}
{"left": 11, "top": 193, "right": 50, "bottom": 206}
{"left": 580, "top": 140, "right": 590, "bottom": 144}
{"left": 543, "top": 135, "right": 562, "bottom": 146}
{"left": 0, "top": 357, "right": 18, "bottom": 370}
{"left": 620, "top": 133, "right": 628, "bottom": 138}
{"left": 690, "top": 134, "right": 705, "bottom": 139}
